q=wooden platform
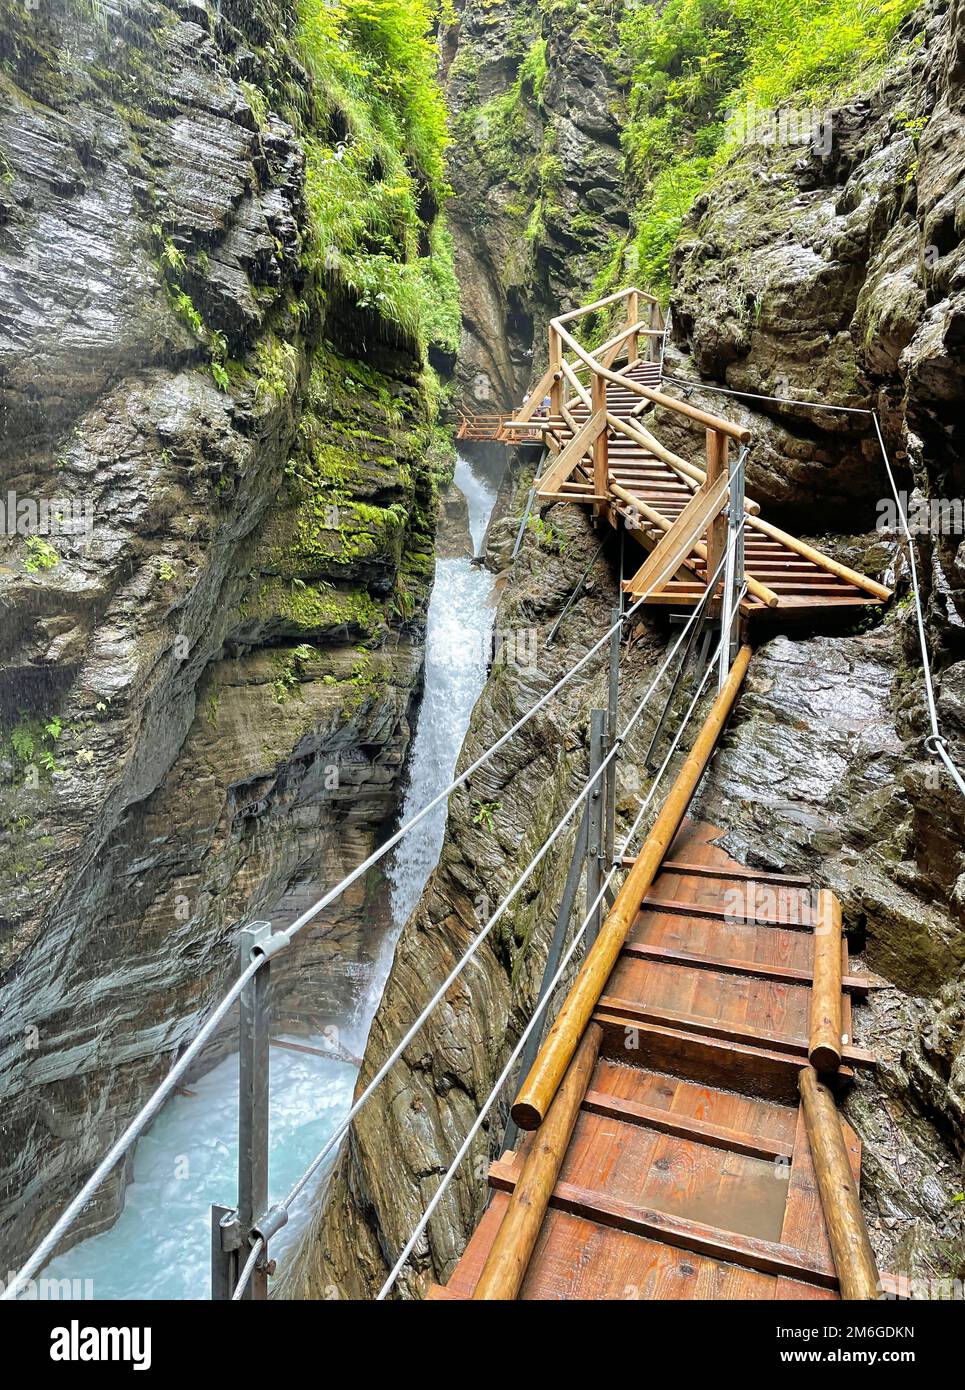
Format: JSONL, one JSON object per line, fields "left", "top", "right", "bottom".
{"left": 537, "top": 361, "right": 887, "bottom": 619}
{"left": 430, "top": 822, "right": 876, "bottom": 1301}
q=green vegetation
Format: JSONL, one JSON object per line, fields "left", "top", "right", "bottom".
{"left": 269, "top": 644, "right": 317, "bottom": 704}
{"left": 607, "top": 0, "right": 920, "bottom": 296}
{"left": 472, "top": 799, "right": 501, "bottom": 832}
{"left": 22, "top": 536, "right": 59, "bottom": 573}
{"left": 3, "top": 714, "right": 63, "bottom": 777}
{"left": 296, "top": 0, "right": 459, "bottom": 352}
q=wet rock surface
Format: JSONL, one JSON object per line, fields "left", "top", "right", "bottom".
{"left": 0, "top": 0, "right": 442, "bottom": 1263}
{"left": 443, "top": 0, "right": 630, "bottom": 408}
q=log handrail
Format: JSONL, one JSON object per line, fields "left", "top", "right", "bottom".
{"left": 799, "top": 1066, "right": 880, "bottom": 1299}
{"left": 551, "top": 313, "right": 751, "bottom": 444}
{"left": 472, "top": 1024, "right": 603, "bottom": 1300}
{"left": 510, "top": 644, "right": 755, "bottom": 1131}
{"left": 536, "top": 410, "right": 608, "bottom": 496}
{"left": 555, "top": 286, "right": 658, "bottom": 325}
{"left": 809, "top": 890, "right": 843, "bottom": 1072}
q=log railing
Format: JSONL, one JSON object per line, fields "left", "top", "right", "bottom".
{"left": 510, "top": 644, "right": 754, "bottom": 1132}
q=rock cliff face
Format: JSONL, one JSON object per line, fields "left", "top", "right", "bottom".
{"left": 0, "top": 0, "right": 447, "bottom": 1263}
{"left": 442, "top": 0, "right": 631, "bottom": 407}
{"left": 289, "top": 0, "right": 965, "bottom": 1297}
{"left": 665, "top": 0, "right": 965, "bottom": 1170}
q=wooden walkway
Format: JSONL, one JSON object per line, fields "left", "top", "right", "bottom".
{"left": 432, "top": 823, "right": 878, "bottom": 1301}
{"left": 502, "top": 287, "right": 891, "bottom": 620}
{"left": 428, "top": 290, "right": 887, "bottom": 1303}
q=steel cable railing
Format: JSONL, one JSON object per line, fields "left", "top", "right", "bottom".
{"left": 2, "top": 572, "right": 658, "bottom": 1301}
{"left": 375, "top": 595, "right": 745, "bottom": 1299}
{"left": 226, "top": 526, "right": 748, "bottom": 1300}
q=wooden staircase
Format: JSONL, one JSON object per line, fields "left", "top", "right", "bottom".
{"left": 503, "top": 288, "right": 891, "bottom": 620}
{"left": 430, "top": 823, "right": 879, "bottom": 1302}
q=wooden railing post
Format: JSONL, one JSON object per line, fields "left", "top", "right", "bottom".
{"left": 549, "top": 324, "right": 562, "bottom": 415}
{"left": 705, "top": 428, "right": 728, "bottom": 600}
{"left": 626, "top": 290, "right": 639, "bottom": 364}
{"left": 591, "top": 369, "right": 608, "bottom": 511}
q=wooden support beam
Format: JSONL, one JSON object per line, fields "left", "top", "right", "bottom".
{"left": 511, "top": 644, "right": 754, "bottom": 1131}
{"left": 536, "top": 409, "right": 607, "bottom": 496}
{"left": 705, "top": 429, "right": 728, "bottom": 601}
{"left": 610, "top": 481, "right": 779, "bottom": 609}
{"left": 473, "top": 1025, "right": 602, "bottom": 1300}
{"left": 627, "top": 290, "right": 639, "bottom": 363}
{"left": 622, "top": 472, "right": 730, "bottom": 599}
{"left": 549, "top": 324, "right": 562, "bottom": 415}
{"left": 810, "top": 889, "right": 843, "bottom": 1072}
{"left": 799, "top": 1066, "right": 880, "bottom": 1299}
{"left": 591, "top": 372, "right": 608, "bottom": 510}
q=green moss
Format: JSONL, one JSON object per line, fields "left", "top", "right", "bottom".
{"left": 295, "top": 0, "right": 459, "bottom": 353}
{"left": 617, "top": 0, "right": 921, "bottom": 296}
{"left": 22, "top": 536, "right": 59, "bottom": 573}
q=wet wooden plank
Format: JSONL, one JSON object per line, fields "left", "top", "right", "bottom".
{"left": 488, "top": 1159, "right": 839, "bottom": 1289}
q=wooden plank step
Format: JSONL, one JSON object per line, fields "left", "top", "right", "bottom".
{"left": 620, "top": 940, "right": 872, "bottom": 996}
{"left": 655, "top": 859, "right": 811, "bottom": 886}
{"left": 581, "top": 1088, "right": 795, "bottom": 1161}
{"left": 488, "top": 1158, "right": 839, "bottom": 1290}
{"left": 641, "top": 894, "right": 813, "bottom": 928}
{"left": 596, "top": 993, "right": 875, "bottom": 1068}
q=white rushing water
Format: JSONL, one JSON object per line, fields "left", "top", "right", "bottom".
{"left": 382, "top": 453, "right": 501, "bottom": 933}
{"left": 40, "top": 450, "right": 504, "bottom": 1299}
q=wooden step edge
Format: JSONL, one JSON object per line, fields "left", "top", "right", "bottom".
{"left": 653, "top": 859, "right": 812, "bottom": 887}
{"left": 581, "top": 1087, "right": 794, "bottom": 1160}
{"left": 596, "top": 995, "right": 876, "bottom": 1069}
{"left": 487, "top": 1161, "right": 839, "bottom": 1291}
{"left": 592, "top": 1010, "right": 855, "bottom": 1106}
{"left": 621, "top": 940, "right": 872, "bottom": 997}
{"left": 640, "top": 895, "right": 814, "bottom": 931}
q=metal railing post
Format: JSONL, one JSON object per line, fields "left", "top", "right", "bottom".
{"left": 604, "top": 608, "right": 621, "bottom": 873}
{"left": 586, "top": 711, "right": 606, "bottom": 946}
{"left": 718, "top": 448, "right": 746, "bottom": 690}
{"left": 237, "top": 921, "right": 272, "bottom": 1300}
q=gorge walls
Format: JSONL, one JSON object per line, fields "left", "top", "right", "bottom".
{"left": 442, "top": 0, "right": 631, "bottom": 407}
{"left": 289, "top": 0, "right": 965, "bottom": 1297}
{"left": 0, "top": 0, "right": 453, "bottom": 1264}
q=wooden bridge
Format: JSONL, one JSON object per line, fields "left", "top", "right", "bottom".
{"left": 430, "top": 289, "right": 891, "bottom": 1303}
{"left": 501, "top": 288, "right": 891, "bottom": 619}
{"left": 453, "top": 411, "right": 542, "bottom": 443}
